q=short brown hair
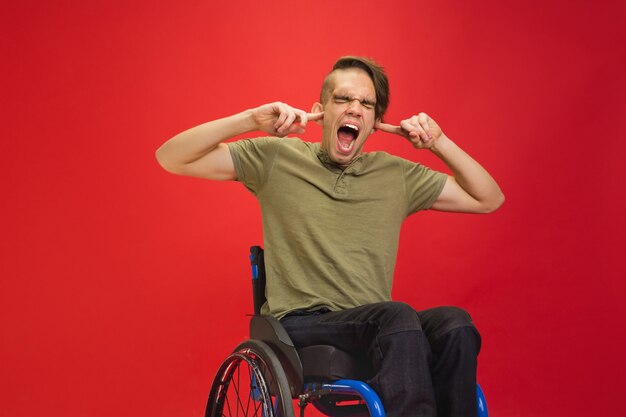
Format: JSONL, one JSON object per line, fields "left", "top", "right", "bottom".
{"left": 320, "top": 56, "right": 390, "bottom": 121}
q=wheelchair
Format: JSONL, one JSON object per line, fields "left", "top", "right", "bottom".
{"left": 205, "top": 246, "right": 489, "bottom": 417}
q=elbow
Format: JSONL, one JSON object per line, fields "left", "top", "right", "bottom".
{"left": 481, "top": 191, "right": 505, "bottom": 214}
{"left": 155, "top": 148, "right": 171, "bottom": 172}
{"left": 155, "top": 148, "right": 165, "bottom": 168}
{"left": 155, "top": 146, "right": 182, "bottom": 175}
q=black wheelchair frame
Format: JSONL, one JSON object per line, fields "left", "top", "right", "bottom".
{"left": 205, "top": 246, "right": 488, "bottom": 417}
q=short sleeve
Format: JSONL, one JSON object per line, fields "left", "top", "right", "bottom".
{"left": 401, "top": 160, "right": 448, "bottom": 214}
{"left": 227, "top": 137, "right": 281, "bottom": 194}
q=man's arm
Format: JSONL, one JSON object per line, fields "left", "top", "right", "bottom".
{"left": 155, "top": 103, "right": 323, "bottom": 180}
{"left": 376, "top": 113, "right": 504, "bottom": 214}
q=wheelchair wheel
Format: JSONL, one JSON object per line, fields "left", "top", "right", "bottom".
{"left": 206, "top": 339, "right": 295, "bottom": 417}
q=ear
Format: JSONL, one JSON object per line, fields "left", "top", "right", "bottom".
{"left": 371, "top": 117, "right": 381, "bottom": 135}
{"left": 311, "top": 102, "right": 324, "bottom": 126}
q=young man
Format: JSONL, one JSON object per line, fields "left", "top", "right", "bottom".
{"left": 156, "top": 56, "right": 504, "bottom": 417}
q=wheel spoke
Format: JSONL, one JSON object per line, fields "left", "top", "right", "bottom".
{"left": 207, "top": 342, "right": 292, "bottom": 417}
{"left": 224, "top": 393, "right": 233, "bottom": 417}
{"left": 245, "top": 361, "right": 254, "bottom": 417}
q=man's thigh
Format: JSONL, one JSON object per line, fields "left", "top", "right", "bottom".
{"left": 280, "top": 301, "right": 422, "bottom": 352}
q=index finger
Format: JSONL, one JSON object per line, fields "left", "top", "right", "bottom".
{"left": 307, "top": 111, "right": 324, "bottom": 122}
{"left": 296, "top": 109, "right": 308, "bottom": 128}
{"left": 375, "top": 122, "right": 404, "bottom": 135}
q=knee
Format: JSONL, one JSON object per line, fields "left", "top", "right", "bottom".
{"left": 437, "top": 306, "right": 474, "bottom": 328}
{"left": 436, "top": 324, "right": 482, "bottom": 359}
{"left": 419, "top": 306, "right": 479, "bottom": 341}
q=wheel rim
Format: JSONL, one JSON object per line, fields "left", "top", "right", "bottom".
{"left": 210, "top": 349, "right": 279, "bottom": 417}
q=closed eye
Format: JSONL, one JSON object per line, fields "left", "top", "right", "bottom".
{"left": 332, "top": 95, "right": 376, "bottom": 109}
{"left": 333, "top": 95, "right": 350, "bottom": 104}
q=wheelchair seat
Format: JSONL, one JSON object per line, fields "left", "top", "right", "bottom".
{"left": 299, "top": 345, "right": 365, "bottom": 381}
{"left": 249, "top": 314, "right": 369, "bottom": 386}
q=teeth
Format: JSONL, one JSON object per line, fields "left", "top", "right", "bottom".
{"left": 343, "top": 123, "right": 359, "bottom": 132}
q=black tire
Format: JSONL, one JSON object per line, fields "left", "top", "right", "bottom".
{"left": 206, "top": 340, "right": 295, "bottom": 417}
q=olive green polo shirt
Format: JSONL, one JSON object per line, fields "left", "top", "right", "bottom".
{"left": 228, "top": 137, "right": 447, "bottom": 319}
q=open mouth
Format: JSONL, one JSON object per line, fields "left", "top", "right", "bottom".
{"left": 336, "top": 123, "right": 359, "bottom": 153}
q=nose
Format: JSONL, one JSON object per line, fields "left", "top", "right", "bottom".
{"left": 347, "top": 99, "right": 363, "bottom": 116}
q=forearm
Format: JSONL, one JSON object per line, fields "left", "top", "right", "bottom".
{"left": 430, "top": 135, "right": 505, "bottom": 213}
{"left": 155, "top": 109, "right": 255, "bottom": 173}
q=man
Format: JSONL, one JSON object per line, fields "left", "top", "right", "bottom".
{"left": 156, "top": 56, "right": 504, "bottom": 417}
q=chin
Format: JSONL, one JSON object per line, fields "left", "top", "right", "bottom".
{"left": 332, "top": 151, "right": 358, "bottom": 167}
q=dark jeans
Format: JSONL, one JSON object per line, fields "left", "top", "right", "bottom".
{"left": 280, "top": 301, "right": 481, "bottom": 417}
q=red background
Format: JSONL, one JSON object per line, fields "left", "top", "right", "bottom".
{"left": 2, "top": 1, "right": 625, "bottom": 416}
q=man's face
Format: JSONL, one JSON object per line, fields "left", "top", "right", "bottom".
{"left": 317, "top": 68, "right": 378, "bottom": 168}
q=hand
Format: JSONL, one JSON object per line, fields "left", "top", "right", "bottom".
{"left": 250, "top": 102, "right": 324, "bottom": 137}
{"left": 375, "top": 112, "right": 444, "bottom": 150}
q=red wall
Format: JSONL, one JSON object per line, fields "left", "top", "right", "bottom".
{"left": 2, "top": 1, "right": 625, "bottom": 416}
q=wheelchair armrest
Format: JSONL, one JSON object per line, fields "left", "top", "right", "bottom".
{"left": 250, "top": 315, "right": 304, "bottom": 397}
